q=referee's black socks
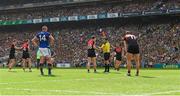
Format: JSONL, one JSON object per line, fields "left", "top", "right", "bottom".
{"left": 104, "top": 64, "right": 108, "bottom": 72}
{"left": 104, "top": 64, "right": 106, "bottom": 72}
{"left": 107, "top": 64, "right": 110, "bottom": 72}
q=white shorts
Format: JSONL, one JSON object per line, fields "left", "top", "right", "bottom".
{"left": 39, "top": 48, "right": 51, "bottom": 57}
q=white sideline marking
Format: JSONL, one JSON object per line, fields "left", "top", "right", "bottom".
{"left": 1, "top": 88, "right": 180, "bottom": 96}
{"left": 0, "top": 88, "right": 147, "bottom": 96}
{"left": 0, "top": 78, "right": 146, "bottom": 96}
{"left": 0, "top": 78, "right": 118, "bottom": 85}
{"left": 3, "top": 88, "right": 180, "bottom": 95}
{"left": 148, "top": 90, "right": 180, "bottom": 95}
{"left": 1, "top": 78, "right": 180, "bottom": 95}
{"left": 1, "top": 88, "right": 121, "bottom": 95}
{"left": 5, "top": 87, "right": 173, "bottom": 96}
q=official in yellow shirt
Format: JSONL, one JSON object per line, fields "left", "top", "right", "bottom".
{"left": 100, "top": 38, "right": 111, "bottom": 73}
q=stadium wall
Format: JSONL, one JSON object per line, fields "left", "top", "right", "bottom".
{"left": 0, "top": 8, "right": 179, "bottom": 26}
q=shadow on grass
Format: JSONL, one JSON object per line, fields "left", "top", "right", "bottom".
{"left": 111, "top": 72, "right": 121, "bottom": 74}
{"left": 39, "top": 74, "right": 57, "bottom": 77}
{"left": 86, "top": 71, "right": 123, "bottom": 74}
{"left": 8, "top": 71, "right": 17, "bottom": 73}
{"left": 92, "top": 72, "right": 122, "bottom": 75}
{"left": 140, "top": 76, "right": 156, "bottom": 78}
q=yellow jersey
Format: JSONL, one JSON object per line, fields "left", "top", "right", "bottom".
{"left": 100, "top": 42, "right": 110, "bottom": 53}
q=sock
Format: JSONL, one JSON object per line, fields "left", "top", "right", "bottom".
{"left": 37, "top": 63, "right": 39, "bottom": 69}
{"left": 117, "top": 67, "right": 119, "bottom": 71}
{"left": 107, "top": 64, "right": 110, "bottom": 72}
{"left": 29, "top": 68, "right": 32, "bottom": 71}
{"left": 128, "top": 70, "right": 131, "bottom": 74}
{"left": 104, "top": 64, "right": 107, "bottom": 72}
{"left": 40, "top": 64, "right": 44, "bottom": 75}
{"left": 48, "top": 63, "right": 52, "bottom": 75}
{"left": 136, "top": 70, "right": 139, "bottom": 75}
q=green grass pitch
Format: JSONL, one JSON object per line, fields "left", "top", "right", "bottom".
{"left": 0, "top": 68, "right": 180, "bottom": 95}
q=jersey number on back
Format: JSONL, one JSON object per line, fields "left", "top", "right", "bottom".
{"left": 130, "top": 35, "right": 136, "bottom": 39}
{"left": 126, "top": 35, "right": 136, "bottom": 40}
{"left": 39, "top": 35, "right": 46, "bottom": 41}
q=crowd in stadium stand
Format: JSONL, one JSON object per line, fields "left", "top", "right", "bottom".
{"left": 0, "top": 0, "right": 179, "bottom": 21}
{"left": 0, "top": 21, "right": 179, "bottom": 67}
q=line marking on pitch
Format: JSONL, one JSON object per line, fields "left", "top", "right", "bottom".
{"left": 1, "top": 88, "right": 124, "bottom": 95}
{"left": 0, "top": 77, "right": 119, "bottom": 85}
{"left": 3, "top": 88, "right": 180, "bottom": 95}
{"left": 147, "top": 90, "right": 180, "bottom": 95}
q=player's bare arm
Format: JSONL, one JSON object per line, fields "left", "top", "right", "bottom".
{"left": 49, "top": 34, "right": 55, "bottom": 47}
{"left": 32, "top": 37, "right": 38, "bottom": 47}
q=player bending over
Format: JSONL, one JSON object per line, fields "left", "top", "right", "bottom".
{"left": 112, "top": 43, "right": 124, "bottom": 71}
{"left": 21, "top": 39, "right": 32, "bottom": 72}
{"left": 32, "top": 25, "right": 54, "bottom": 75}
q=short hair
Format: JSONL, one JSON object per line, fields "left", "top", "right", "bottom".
{"left": 105, "top": 38, "right": 108, "bottom": 41}
{"left": 125, "top": 30, "right": 131, "bottom": 34}
{"left": 91, "top": 35, "right": 95, "bottom": 39}
{"left": 13, "top": 39, "right": 16, "bottom": 42}
{"left": 42, "top": 25, "right": 48, "bottom": 30}
{"left": 24, "top": 39, "right": 29, "bottom": 42}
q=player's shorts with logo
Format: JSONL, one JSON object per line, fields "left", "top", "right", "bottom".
{"left": 104, "top": 53, "right": 110, "bottom": 60}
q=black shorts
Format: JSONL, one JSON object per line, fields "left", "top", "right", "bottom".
{"left": 88, "top": 49, "right": 96, "bottom": 57}
{"left": 104, "top": 53, "right": 110, "bottom": 60}
{"left": 9, "top": 54, "right": 15, "bottom": 59}
{"left": 22, "top": 53, "right": 30, "bottom": 59}
{"left": 116, "top": 54, "right": 122, "bottom": 61}
{"left": 127, "top": 44, "right": 139, "bottom": 54}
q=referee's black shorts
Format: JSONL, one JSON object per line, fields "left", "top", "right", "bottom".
{"left": 104, "top": 53, "right": 110, "bottom": 60}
